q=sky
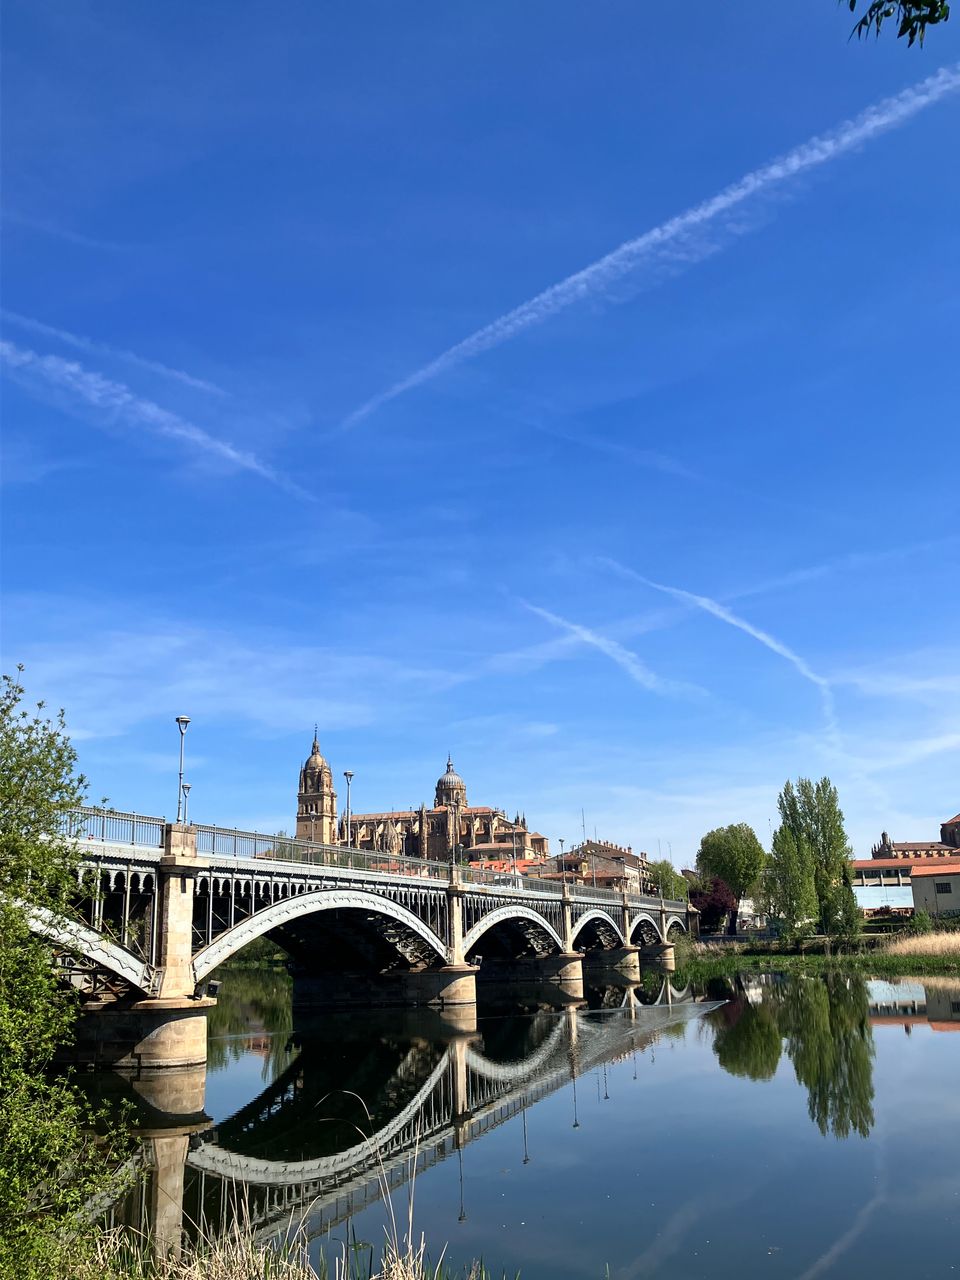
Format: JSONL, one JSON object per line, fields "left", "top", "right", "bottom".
{"left": 2, "top": 1, "right": 959, "bottom": 863}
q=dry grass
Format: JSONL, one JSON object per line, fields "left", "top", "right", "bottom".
{"left": 69, "top": 1220, "right": 317, "bottom": 1279}
{"left": 69, "top": 1224, "right": 466, "bottom": 1280}
{"left": 882, "top": 931, "right": 960, "bottom": 957}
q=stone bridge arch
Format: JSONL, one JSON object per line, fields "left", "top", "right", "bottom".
{"left": 462, "top": 905, "right": 564, "bottom": 963}
{"left": 629, "top": 911, "right": 665, "bottom": 946}
{"left": 664, "top": 914, "right": 688, "bottom": 938}
{"left": 570, "top": 909, "right": 625, "bottom": 951}
{"left": 25, "top": 903, "right": 158, "bottom": 996}
{"left": 192, "top": 888, "right": 448, "bottom": 981}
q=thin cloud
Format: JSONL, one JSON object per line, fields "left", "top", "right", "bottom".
{"left": 526, "top": 420, "right": 698, "bottom": 481}
{"left": 1, "top": 209, "right": 133, "bottom": 253}
{"left": 521, "top": 600, "right": 698, "bottom": 697}
{"left": 0, "top": 340, "right": 308, "bottom": 499}
{"left": 1, "top": 310, "right": 226, "bottom": 397}
{"left": 342, "top": 64, "right": 960, "bottom": 429}
{"left": 611, "top": 565, "right": 837, "bottom": 731}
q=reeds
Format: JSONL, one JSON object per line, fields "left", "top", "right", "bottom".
{"left": 882, "top": 931, "right": 960, "bottom": 957}
{"left": 69, "top": 1218, "right": 317, "bottom": 1279}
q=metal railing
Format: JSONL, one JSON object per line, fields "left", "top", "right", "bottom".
{"left": 66, "top": 809, "right": 687, "bottom": 911}
{"left": 70, "top": 807, "right": 165, "bottom": 849}
{"left": 194, "top": 824, "right": 451, "bottom": 881}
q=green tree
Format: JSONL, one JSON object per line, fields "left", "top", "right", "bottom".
{"left": 845, "top": 0, "right": 950, "bottom": 45}
{"left": 711, "top": 997, "right": 782, "bottom": 1081}
{"left": 777, "top": 777, "right": 859, "bottom": 939}
{"left": 775, "top": 973, "right": 875, "bottom": 1139}
{"left": 648, "top": 859, "right": 688, "bottom": 901}
{"left": 0, "top": 669, "right": 123, "bottom": 1278}
{"left": 765, "top": 825, "right": 818, "bottom": 939}
{"left": 696, "top": 823, "right": 766, "bottom": 936}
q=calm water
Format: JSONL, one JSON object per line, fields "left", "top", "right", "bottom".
{"left": 105, "top": 970, "right": 960, "bottom": 1279}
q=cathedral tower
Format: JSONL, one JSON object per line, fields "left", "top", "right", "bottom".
{"left": 296, "top": 731, "right": 338, "bottom": 844}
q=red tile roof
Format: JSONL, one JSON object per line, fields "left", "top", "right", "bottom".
{"left": 909, "top": 861, "right": 960, "bottom": 878}
{"left": 851, "top": 858, "right": 917, "bottom": 870}
{"left": 942, "top": 813, "right": 960, "bottom": 825}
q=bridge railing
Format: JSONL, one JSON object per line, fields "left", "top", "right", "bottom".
{"left": 194, "top": 824, "right": 451, "bottom": 881}
{"left": 69, "top": 807, "right": 165, "bottom": 849}
{"left": 65, "top": 809, "right": 689, "bottom": 913}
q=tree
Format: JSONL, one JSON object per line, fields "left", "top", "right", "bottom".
{"left": 764, "top": 825, "right": 818, "bottom": 939}
{"left": 0, "top": 669, "right": 123, "bottom": 1277}
{"left": 647, "top": 859, "right": 688, "bottom": 901}
{"left": 689, "top": 875, "right": 737, "bottom": 935}
{"left": 775, "top": 973, "right": 875, "bottom": 1139}
{"left": 696, "top": 823, "right": 766, "bottom": 936}
{"left": 711, "top": 997, "right": 782, "bottom": 1082}
{"left": 845, "top": 0, "right": 950, "bottom": 45}
{"left": 777, "top": 777, "right": 859, "bottom": 939}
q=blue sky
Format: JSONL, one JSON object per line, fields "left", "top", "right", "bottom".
{"left": 2, "top": 1, "right": 959, "bottom": 861}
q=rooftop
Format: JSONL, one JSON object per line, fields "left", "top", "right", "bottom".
{"left": 909, "top": 861, "right": 960, "bottom": 878}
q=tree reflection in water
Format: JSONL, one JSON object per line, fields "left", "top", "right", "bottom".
{"left": 206, "top": 967, "right": 294, "bottom": 1078}
{"left": 709, "top": 973, "right": 875, "bottom": 1138}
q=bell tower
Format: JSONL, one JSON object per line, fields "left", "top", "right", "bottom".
{"left": 296, "top": 730, "right": 338, "bottom": 843}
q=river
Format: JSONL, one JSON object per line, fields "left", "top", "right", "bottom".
{"left": 94, "top": 969, "right": 960, "bottom": 1278}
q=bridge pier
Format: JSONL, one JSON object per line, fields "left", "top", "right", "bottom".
{"left": 583, "top": 945, "right": 642, "bottom": 982}
{"left": 65, "top": 997, "right": 214, "bottom": 1071}
{"left": 291, "top": 964, "right": 478, "bottom": 1013}
{"left": 639, "top": 941, "right": 676, "bottom": 972}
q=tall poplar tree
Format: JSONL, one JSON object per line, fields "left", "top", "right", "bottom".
{"left": 765, "top": 825, "right": 818, "bottom": 939}
{"left": 777, "top": 777, "right": 859, "bottom": 938}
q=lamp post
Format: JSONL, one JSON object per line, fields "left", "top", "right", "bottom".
{"left": 181, "top": 782, "right": 191, "bottom": 826}
{"left": 559, "top": 837, "right": 565, "bottom": 885}
{"left": 343, "top": 771, "right": 354, "bottom": 847}
{"left": 175, "top": 716, "right": 190, "bottom": 823}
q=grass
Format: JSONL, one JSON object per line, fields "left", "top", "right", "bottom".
{"left": 68, "top": 1222, "right": 492, "bottom": 1280}
{"left": 674, "top": 934, "right": 960, "bottom": 979}
{"left": 882, "top": 931, "right": 960, "bottom": 957}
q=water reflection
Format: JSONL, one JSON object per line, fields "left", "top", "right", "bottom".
{"left": 206, "top": 967, "right": 293, "bottom": 1077}
{"left": 94, "top": 969, "right": 960, "bottom": 1270}
{"left": 706, "top": 973, "right": 876, "bottom": 1137}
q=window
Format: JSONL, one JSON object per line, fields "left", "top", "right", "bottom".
{"left": 934, "top": 881, "right": 953, "bottom": 894}
{"left": 951, "top": 1001, "right": 960, "bottom": 1015}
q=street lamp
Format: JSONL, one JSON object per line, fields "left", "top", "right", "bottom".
{"left": 343, "top": 771, "right": 354, "bottom": 847}
{"left": 175, "top": 716, "right": 190, "bottom": 823}
{"left": 181, "top": 782, "right": 191, "bottom": 825}
{"left": 559, "top": 837, "right": 565, "bottom": 884}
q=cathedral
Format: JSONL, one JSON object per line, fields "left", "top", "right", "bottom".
{"left": 295, "top": 734, "right": 549, "bottom": 861}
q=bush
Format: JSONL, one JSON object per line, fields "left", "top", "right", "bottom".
{"left": 907, "top": 909, "right": 934, "bottom": 936}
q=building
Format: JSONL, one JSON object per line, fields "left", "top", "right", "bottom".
{"left": 295, "top": 737, "right": 549, "bottom": 861}
{"left": 911, "top": 861, "right": 960, "bottom": 919}
{"left": 543, "top": 839, "right": 651, "bottom": 892}
{"left": 868, "top": 825, "right": 958, "bottom": 860}
{"left": 852, "top": 810, "right": 960, "bottom": 915}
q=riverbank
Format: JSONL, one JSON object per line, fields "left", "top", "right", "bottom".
{"left": 676, "top": 932, "right": 960, "bottom": 979}
{"left": 69, "top": 1223, "right": 489, "bottom": 1280}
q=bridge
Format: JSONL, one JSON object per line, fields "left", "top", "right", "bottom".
{"left": 36, "top": 807, "right": 695, "bottom": 1067}
{"left": 105, "top": 991, "right": 718, "bottom": 1256}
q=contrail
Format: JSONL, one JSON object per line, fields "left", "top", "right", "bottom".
{"left": 342, "top": 64, "right": 960, "bottom": 429}
{"left": 521, "top": 600, "right": 699, "bottom": 697}
{"left": 1, "top": 340, "right": 309, "bottom": 499}
{"left": 618, "top": 567, "right": 837, "bottom": 732}
{"left": 1, "top": 310, "right": 226, "bottom": 396}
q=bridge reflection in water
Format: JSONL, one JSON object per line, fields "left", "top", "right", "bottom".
{"left": 99, "top": 979, "right": 720, "bottom": 1259}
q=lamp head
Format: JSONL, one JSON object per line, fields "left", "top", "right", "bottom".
{"left": 344, "top": 770, "right": 354, "bottom": 782}
{"left": 176, "top": 715, "right": 191, "bottom": 733}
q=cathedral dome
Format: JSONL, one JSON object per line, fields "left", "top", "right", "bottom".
{"left": 301, "top": 732, "right": 332, "bottom": 789}
{"left": 435, "top": 756, "right": 467, "bottom": 808}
